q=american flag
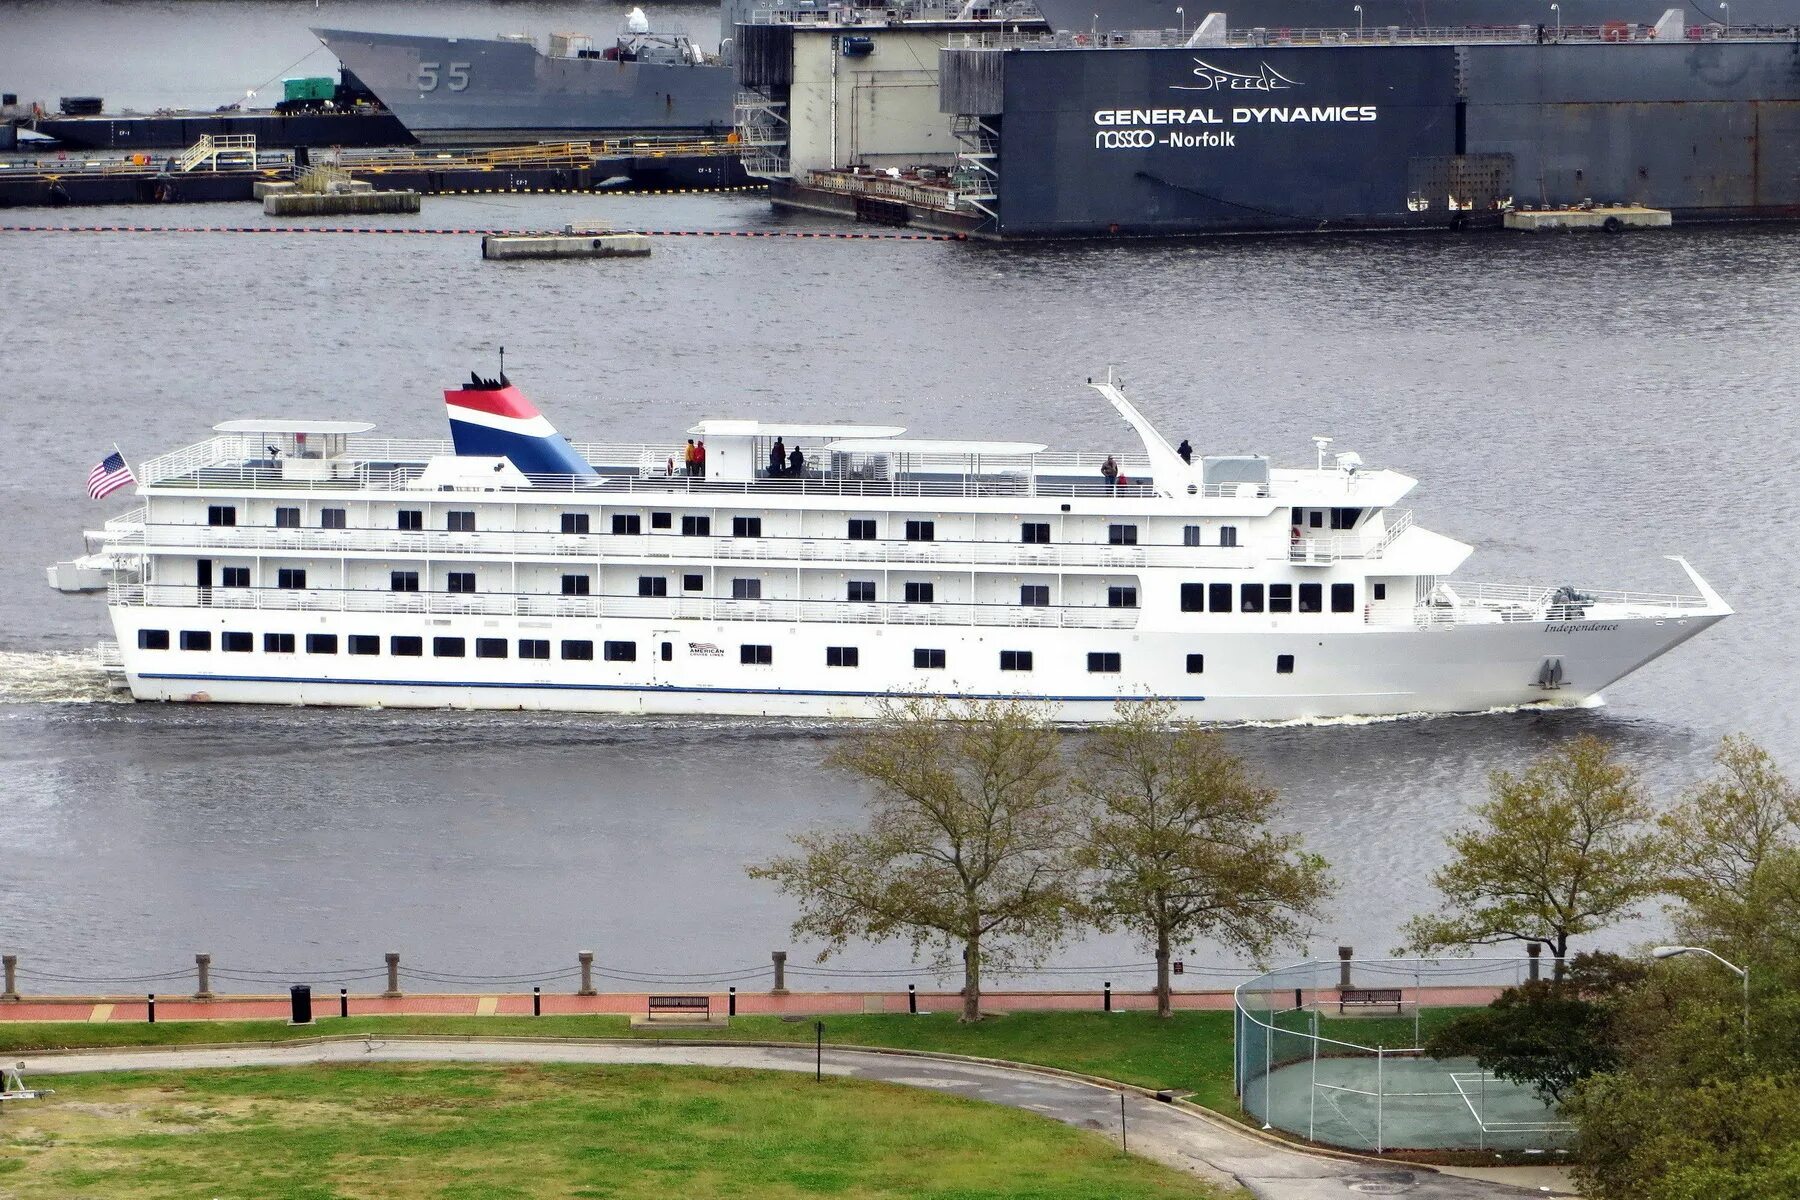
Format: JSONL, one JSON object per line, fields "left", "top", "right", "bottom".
{"left": 87, "top": 451, "right": 135, "bottom": 500}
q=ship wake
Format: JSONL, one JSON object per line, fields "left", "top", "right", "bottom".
{"left": 0, "top": 651, "right": 128, "bottom": 705}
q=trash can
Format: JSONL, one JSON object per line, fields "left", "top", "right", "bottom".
{"left": 289, "top": 984, "right": 313, "bottom": 1026}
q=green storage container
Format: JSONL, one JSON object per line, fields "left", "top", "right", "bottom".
{"left": 283, "top": 76, "right": 336, "bottom": 103}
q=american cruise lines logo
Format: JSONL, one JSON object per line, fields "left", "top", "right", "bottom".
{"left": 1172, "top": 58, "right": 1301, "bottom": 92}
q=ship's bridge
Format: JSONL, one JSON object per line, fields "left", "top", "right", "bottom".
{"left": 210, "top": 420, "right": 376, "bottom": 483}
{"left": 686, "top": 420, "right": 907, "bottom": 484}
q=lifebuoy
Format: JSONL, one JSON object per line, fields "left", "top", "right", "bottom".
{"left": 1603, "top": 215, "right": 1624, "bottom": 234}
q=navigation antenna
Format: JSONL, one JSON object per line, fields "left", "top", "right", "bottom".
{"left": 1312, "top": 436, "right": 1333, "bottom": 471}
{"left": 499, "top": 345, "right": 508, "bottom": 387}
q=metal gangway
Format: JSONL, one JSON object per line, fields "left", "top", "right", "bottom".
{"left": 175, "top": 133, "right": 258, "bottom": 172}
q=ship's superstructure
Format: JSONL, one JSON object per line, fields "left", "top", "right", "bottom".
{"left": 65, "top": 374, "right": 1729, "bottom": 720}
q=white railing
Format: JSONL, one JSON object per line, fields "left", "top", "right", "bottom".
{"left": 111, "top": 584, "right": 1141, "bottom": 630}
{"left": 950, "top": 23, "right": 1799, "bottom": 52}
{"left": 1362, "top": 578, "right": 1710, "bottom": 628}
{"left": 1284, "top": 509, "right": 1412, "bottom": 563}
{"left": 1433, "top": 581, "right": 1711, "bottom": 611}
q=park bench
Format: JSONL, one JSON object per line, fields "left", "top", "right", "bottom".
{"left": 1337, "top": 987, "right": 1405, "bottom": 1014}
{"left": 645, "top": 994, "right": 712, "bottom": 1023}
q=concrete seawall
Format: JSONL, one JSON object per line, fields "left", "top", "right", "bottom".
{"left": 482, "top": 232, "right": 652, "bottom": 259}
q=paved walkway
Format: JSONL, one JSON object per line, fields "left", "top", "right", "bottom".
{"left": 21, "top": 1039, "right": 1567, "bottom": 1200}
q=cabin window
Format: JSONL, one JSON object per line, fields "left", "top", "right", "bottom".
{"left": 638, "top": 576, "right": 668, "bottom": 598}
{"left": 599, "top": 641, "right": 632, "bottom": 662}
{"left": 1181, "top": 583, "right": 1204, "bottom": 612}
{"left": 518, "top": 639, "right": 550, "bottom": 660}
{"left": 207, "top": 505, "right": 237, "bottom": 527}
{"left": 1220, "top": 526, "right": 1238, "bottom": 547}
{"left": 320, "top": 508, "right": 346, "bottom": 529}
{"left": 651, "top": 511, "right": 673, "bottom": 530}
{"left": 138, "top": 629, "right": 170, "bottom": 650}
{"left": 611, "top": 514, "right": 641, "bottom": 535}
{"left": 848, "top": 581, "right": 876, "bottom": 602}
{"left": 1187, "top": 653, "right": 1204, "bottom": 674}
{"left": 1277, "top": 654, "right": 1295, "bottom": 674}
{"left": 1108, "top": 524, "right": 1138, "bottom": 546}
{"left": 447, "top": 511, "right": 476, "bottom": 532}
{"left": 1208, "top": 582, "right": 1232, "bottom": 613}
{"left": 390, "top": 636, "right": 422, "bottom": 657}
{"left": 560, "top": 512, "right": 589, "bottom": 535}
{"left": 847, "top": 519, "right": 877, "bottom": 540}
{"left": 180, "top": 630, "right": 212, "bottom": 651}
{"left": 348, "top": 635, "right": 379, "bottom": 656}
{"left": 1331, "top": 507, "right": 1364, "bottom": 530}
{"left": 1240, "top": 583, "right": 1265, "bottom": 613}
{"left": 1000, "top": 650, "right": 1033, "bottom": 671}
{"left": 1331, "top": 583, "right": 1356, "bottom": 613}
{"left": 826, "top": 646, "right": 859, "bottom": 667}
{"left": 661, "top": 642, "right": 672, "bottom": 662}
{"left": 904, "top": 581, "right": 935, "bottom": 603}
{"left": 684, "top": 574, "right": 704, "bottom": 592}
{"left": 914, "top": 648, "right": 946, "bottom": 670}
{"left": 905, "top": 520, "right": 935, "bottom": 542}
{"left": 221, "top": 567, "right": 250, "bottom": 588}
{"left": 1020, "top": 584, "right": 1050, "bottom": 607}
{"left": 1087, "top": 651, "right": 1122, "bottom": 673}
{"left": 222, "top": 631, "right": 253, "bottom": 653}
{"left": 1373, "top": 583, "right": 1387, "bottom": 601}
{"left": 1182, "top": 525, "right": 1202, "bottom": 547}
{"left": 263, "top": 633, "right": 295, "bottom": 654}
{"left": 447, "top": 572, "right": 475, "bottom": 594}
{"left": 275, "top": 507, "right": 300, "bottom": 528}
{"left": 476, "top": 638, "right": 507, "bottom": 660}
{"left": 561, "top": 574, "right": 591, "bottom": 596}
{"left": 306, "top": 634, "right": 338, "bottom": 655}
{"left": 390, "top": 571, "right": 419, "bottom": 592}
{"left": 681, "top": 515, "right": 711, "bottom": 537}
{"left": 1269, "top": 584, "right": 1293, "bottom": 613}
{"left": 732, "top": 578, "right": 762, "bottom": 600}
{"left": 1309, "top": 511, "right": 1324, "bottom": 529}
{"left": 397, "top": 510, "right": 422, "bottom": 531}
{"left": 433, "top": 637, "right": 465, "bottom": 658}
{"left": 741, "top": 644, "right": 774, "bottom": 665}
{"left": 1021, "top": 522, "right": 1051, "bottom": 544}
{"left": 733, "top": 516, "right": 763, "bottom": 538}
{"left": 278, "top": 568, "right": 307, "bottom": 590}
{"left": 1298, "top": 583, "right": 1323, "bottom": 613}
{"left": 1107, "top": 586, "right": 1138, "bottom": 609}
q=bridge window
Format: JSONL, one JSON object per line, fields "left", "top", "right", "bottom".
{"left": 1330, "top": 507, "right": 1364, "bottom": 530}
{"left": 1298, "top": 583, "right": 1322, "bottom": 613}
{"left": 306, "top": 634, "right": 338, "bottom": 655}
{"left": 390, "top": 571, "right": 419, "bottom": 593}
{"left": 560, "top": 512, "right": 589, "bottom": 535}
{"left": 278, "top": 568, "right": 307, "bottom": 590}
{"left": 1108, "top": 524, "right": 1138, "bottom": 546}
{"left": 1331, "top": 583, "right": 1356, "bottom": 613}
{"left": 1021, "top": 522, "right": 1050, "bottom": 544}
{"left": 222, "top": 631, "right": 252, "bottom": 653}
{"left": 638, "top": 576, "right": 668, "bottom": 597}
{"left": 1107, "top": 586, "right": 1138, "bottom": 609}
{"left": 652, "top": 511, "right": 673, "bottom": 530}
{"left": 1020, "top": 584, "right": 1050, "bottom": 607}
{"left": 397, "top": 510, "right": 422, "bottom": 531}
{"left": 914, "top": 648, "right": 946, "bottom": 669}
{"left": 1209, "top": 582, "right": 1232, "bottom": 613}
{"left": 1186, "top": 653, "right": 1204, "bottom": 674}
{"left": 1240, "top": 583, "right": 1264, "bottom": 613}
{"left": 1000, "top": 650, "right": 1033, "bottom": 671}
{"left": 433, "top": 637, "right": 465, "bottom": 658}
{"left": 221, "top": 567, "right": 250, "bottom": 588}
{"left": 1277, "top": 654, "right": 1295, "bottom": 674}
{"left": 207, "top": 505, "right": 236, "bottom": 527}
{"left": 137, "top": 629, "right": 170, "bottom": 650}
{"left": 179, "top": 630, "right": 211, "bottom": 651}
{"left": 275, "top": 507, "right": 300, "bottom": 528}
{"left": 733, "top": 516, "right": 763, "bottom": 538}
{"left": 905, "top": 520, "right": 935, "bottom": 542}
{"left": 1308, "top": 511, "right": 1324, "bottom": 529}
{"left": 447, "top": 511, "right": 476, "bottom": 533}
{"left": 476, "top": 638, "right": 507, "bottom": 659}
{"left": 681, "top": 515, "right": 711, "bottom": 537}
{"left": 518, "top": 639, "right": 550, "bottom": 660}
{"left": 320, "top": 508, "right": 346, "bottom": 529}
{"left": 1269, "top": 584, "right": 1293, "bottom": 613}
{"left": 848, "top": 581, "right": 877, "bottom": 603}
{"left": 561, "top": 574, "right": 591, "bottom": 596}
{"left": 1180, "top": 583, "right": 1203, "bottom": 612}
{"left": 263, "top": 633, "right": 295, "bottom": 654}
{"left": 732, "top": 578, "right": 762, "bottom": 600}
{"left": 848, "top": 519, "right": 877, "bottom": 540}
{"left": 611, "top": 514, "right": 641, "bottom": 535}
{"left": 741, "top": 644, "right": 774, "bottom": 665}
{"left": 1087, "top": 651, "right": 1121, "bottom": 673}
{"left": 826, "top": 646, "right": 859, "bottom": 667}
{"left": 390, "top": 636, "right": 422, "bottom": 657}
{"left": 904, "top": 581, "right": 935, "bottom": 603}
{"left": 348, "top": 635, "right": 379, "bottom": 656}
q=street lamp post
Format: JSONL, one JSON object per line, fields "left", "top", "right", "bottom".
{"left": 1720, "top": 1, "right": 1730, "bottom": 34}
{"left": 1653, "top": 945, "right": 1750, "bottom": 1058}
{"left": 1550, "top": 2, "right": 1560, "bottom": 37}
{"left": 1354, "top": 4, "right": 1363, "bottom": 37}
{"left": 1176, "top": 6, "right": 1185, "bottom": 35}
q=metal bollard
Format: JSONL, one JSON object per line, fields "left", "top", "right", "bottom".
{"left": 908, "top": 984, "right": 917, "bottom": 1014}
{"left": 2, "top": 954, "right": 18, "bottom": 1001}
{"left": 1104, "top": 981, "right": 1113, "bottom": 1012}
{"left": 533, "top": 986, "right": 542, "bottom": 1017}
{"left": 771, "top": 950, "right": 789, "bottom": 996}
{"left": 728, "top": 986, "right": 737, "bottom": 1017}
{"left": 383, "top": 952, "right": 402, "bottom": 999}
{"left": 339, "top": 987, "right": 349, "bottom": 1018}
{"left": 577, "top": 951, "right": 596, "bottom": 997}
{"left": 147, "top": 993, "right": 156, "bottom": 1024}
{"left": 194, "top": 953, "right": 214, "bottom": 1001}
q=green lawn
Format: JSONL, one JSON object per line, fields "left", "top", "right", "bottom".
{"left": 0, "top": 1062, "right": 1228, "bottom": 1199}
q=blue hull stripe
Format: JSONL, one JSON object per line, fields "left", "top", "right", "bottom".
{"left": 137, "top": 671, "right": 1205, "bottom": 704}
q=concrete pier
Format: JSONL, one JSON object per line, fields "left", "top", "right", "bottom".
{"left": 264, "top": 189, "right": 421, "bottom": 217}
{"left": 1504, "top": 205, "right": 1671, "bottom": 233}
{"left": 482, "top": 232, "right": 651, "bottom": 260}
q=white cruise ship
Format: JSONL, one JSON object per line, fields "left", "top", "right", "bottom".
{"left": 59, "top": 372, "right": 1730, "bottom": 720}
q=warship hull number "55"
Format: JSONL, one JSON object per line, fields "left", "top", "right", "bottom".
{"left": 417, "top": 62, "right": 471, "bottom": 92}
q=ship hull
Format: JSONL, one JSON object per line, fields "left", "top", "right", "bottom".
{"left": 314, "top": 28, "right": 735, "bottom": 144}
{"left": 109, "top": 607, "right": 1723, "bottom": 721}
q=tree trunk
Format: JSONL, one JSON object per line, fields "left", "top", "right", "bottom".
{"left": 1551, "top": 933, "right": 1569, "bottom": 982}
{"left": 1155, "top": 936, "right": 1173, "bottom": 1019}
{"left": 962, "top": 931, "right": 983, "bottom": 1022}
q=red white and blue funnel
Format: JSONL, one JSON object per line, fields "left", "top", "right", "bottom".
{"left": 444, "top": 374, "right": 596, "bottom": 478}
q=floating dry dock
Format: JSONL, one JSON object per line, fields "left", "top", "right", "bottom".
{"left": 482, "top": 230, "right": 652, "bottom": 258}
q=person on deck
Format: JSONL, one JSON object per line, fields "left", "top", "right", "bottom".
{"left": 1177, "top": 439, "right": 1193, "bottom": 464}
{"left": 694, "top": 441, "right": 706, "bottom": 478}
{"left": 789, "top": 444, "right": 806, "bottom": 478}
{"left": 770, "top": 438, "right": 787, "bottom": 478}
{"left": 684, "top": 439, "right": 698, "bottom": 475}
{"left": 1101, "top": 455, "right": 1120, "bottom": 489}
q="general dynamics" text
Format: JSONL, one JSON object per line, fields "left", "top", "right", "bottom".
{"left": 1094, "top": 106, "right": 1378, "bottom": 126}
